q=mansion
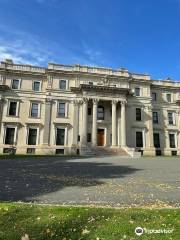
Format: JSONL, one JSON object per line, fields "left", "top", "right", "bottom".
{"left": 0, "top": 59, "right": 180, "bottom": 156}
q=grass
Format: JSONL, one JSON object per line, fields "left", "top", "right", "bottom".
{"left": 0, "top": 203, "right": 179, "bottom": 240}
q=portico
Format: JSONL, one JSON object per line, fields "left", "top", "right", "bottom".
{"left": 79, "top": 97, "right": 127, "bottom": 149}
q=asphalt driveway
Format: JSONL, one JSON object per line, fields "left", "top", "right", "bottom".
{"left": 0, "top": 156, "right": 180, "bottom": 207}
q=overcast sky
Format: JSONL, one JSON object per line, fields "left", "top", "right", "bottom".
{"left": 0, "top": 0, "right": 180, "bottom": 79}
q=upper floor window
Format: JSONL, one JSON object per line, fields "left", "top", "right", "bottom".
{"left": 153, "top": 112, "right": 158, "bottom": 124}
{"left": 97, "top": 106, "right": 104, "bottom": 120}
{"left": 135, "top": 87, "right": 140, "bottom": 97}
{"left": 33, "top": 81, "right": 40, "bottom": 92}
{"left": 12, "top": 79, "right": 20, "bottom": 90}
{"left": 166, "top": 94, "right": 171, "bottom": 102}
{"left": 168, "top": 112, "right": 174, "bottom": 125}
{"left": 57, "top": 103, "right": 65, "bottom": 117}
{"left": 89, "top": 82, "right": 93, "bottom": 85}
{"left": 30, "top": 102, "right": 39, "bottom": 118}
{"left": 9, "top": 102, "right": 17, "bottom": 116}
{"left": 28, "top": 128, "right": 37, "bottom": 145}
{"left": 152, "top": 92, "right": 157, "bottom": 101}
{"left": 136, "top": 108, "right": 141, "bottom": 121}
{"left": 59, "top": 80, "right": 66, "bottom": 90}
{"left": 169, "top": 133, "right": 176, "bottom": 148}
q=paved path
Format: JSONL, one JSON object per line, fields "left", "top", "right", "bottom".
{"left": 0, "top": 156, "right": 180, "bottom": 207}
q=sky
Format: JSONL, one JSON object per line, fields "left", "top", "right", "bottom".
{"left": 0, "top": 0, "right": 180, "bottom": 80}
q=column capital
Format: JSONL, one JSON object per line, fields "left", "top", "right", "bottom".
{"left": 112, "top": 99, "right": 119, "bottom": 105}
{"left": 82, "top": 97, "right": 89, "bottom": 104}
{"left": 121, "top": 100, "right": 127, "bottom": 106}
{"left": 92, "top": 98, "right": 99, "bottom": 105}
{"left": 72, "top": 99, "right": 80, "bottom": 106}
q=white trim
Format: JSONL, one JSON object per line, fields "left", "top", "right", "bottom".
{"left": 54, "top": 125, "right": 67, "bottom": 146}
{"left": 3, "top": 125, "right": 17, "bottom": 145}
{"left": 7, "top": 100, "right": 20, "bottom": 117}
{"left": 32, "top": 80, "right": 41, "bottom": 92}
{"left": 11, "top": 78, "right": 21, "bottom": 90}
{"left": 29, "top": 101, "right": 41, "bottom": 118}
{"left": 168, "top": 132, "right": 177, "bottom": 148}
{"left": 59, "top": 79, "right": 68, "bottom": 90}
{"left": 26, "top": 126, "right": 39, "bottom": 145}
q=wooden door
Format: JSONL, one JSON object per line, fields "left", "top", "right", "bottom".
{"left": 97, "top": 129, "right": 104, "bottom": 146}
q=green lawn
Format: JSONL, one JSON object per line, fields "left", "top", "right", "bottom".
{"left": 0, "top": 203, "right": 179, "bottom": 240}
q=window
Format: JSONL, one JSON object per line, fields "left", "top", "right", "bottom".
{"left": 56, "top": 128, "right": 65, "bottom": 145}
{"left": 12, "top": 79, "right": 20, "bottom": 89}
{"left": 169, "top": 134, "right": 175, "bottom": 148}
{"left": 9, "top": 102, "right": 17, "bottom": 116}
{"left": 30, "top": 103, "right": 39, "bottom": 117}
{"left": 89, "top": 82, "right": 93, "bottom": 85}
{"left": 88, "top": 108, "right": 92, "bottom": 115}
{"left": 5, "top": 127, "right": 15, "bottom": 145}
{"left": 78, "top": 135, "right": 80, "bottom": 142}
{"left": 153, "top": 133, "right": 160, "bottom": 148}
{"left": 27, "top": 148, "right": 35, "bottom": 154}
{"left": 87, "top": 133, "right": 91, "bottom": 142}
{"left": 168, "top": 112, "right": 174, "bottom": 125}
{"left": 166, "top": 94, "right": 171, "bottom": 102}
{"left": 135, "top": 87, "right": 140, "bottom": 96}
{"left": 97, "top": 106, "right": 104, "bottom": 120}
{"left": 136, "top": 108, "right": 141, "bottom": 121}
{"left": 136, "top": 131, "right": 143, "bottom": 147}
{"left": 59, "top": 80, "right": 66, "bottom": 89}
{"left": 153, "top": 112, "right": 158, "bottom": 124}
{"left": 57, "top": 103, "right": 65, "bottom": 117}
{"left": 33, "top": 81, "right": 40, "bottom": 91}
{"left": 28, "top": 128, "right": 37, "bottom": 145}
{"left": 152, "top": 92, "right": 157, "bottom": 101}
{"left": 56, "top": 149, "right": 64, "bottom": 154}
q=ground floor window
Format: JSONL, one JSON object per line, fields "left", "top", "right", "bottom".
{"left": 136, "top": 131, "right": 143, "bottom": 147}
{"left": 56, "top": 128, "right": 65, "bottom": 145}
{"left": 169, "top": 133, "right": 176, "bottom": 148}
{"left": 153, "top": 133, "right": 160, "bottom": 148}
{"left": 28, "top": 128, "right": 37, "bottom": 145}
{"left": 5, "top": 127, "right": 15, "bottom": 145}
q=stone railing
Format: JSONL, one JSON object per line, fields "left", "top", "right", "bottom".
{"left": 48, "top": 63, "right": 130, "bottom": 77}
{"left": 0, "top": 62, "right": 46, "bottom": 73}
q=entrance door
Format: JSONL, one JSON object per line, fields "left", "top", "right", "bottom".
{"left": 97, "top": 129, "right": 104, "bottom": 146}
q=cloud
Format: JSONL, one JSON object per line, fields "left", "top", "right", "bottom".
{"left": 0, "top": 24, "right": 104, "bottom": 67}
{"left": 0, "top": 25, "right": 54, "bottom": 66}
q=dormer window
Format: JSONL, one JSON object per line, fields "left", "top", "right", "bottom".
{"left": 135, "top": 87, "right": 140, "bottom": 96}
{"left": 59, "top": 80, "right": 66, "bottom": 90}
{"left": 166, "top": 94, "right": 171, "bottom": 102}
{"left": 152, "top": 92, "right": 157, "bottom": 101}
{"left": 33, "top": 81, "right": 41, "bottom": 92}
{"left": 12, "top": 79, "right": 20, "bottom": 90}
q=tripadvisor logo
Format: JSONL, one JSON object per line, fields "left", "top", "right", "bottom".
{"left": 135, "top": 227, "right": 144, "bottom": 236}
{"left": 135, "top": 226, "right": 174, "bottom": 236}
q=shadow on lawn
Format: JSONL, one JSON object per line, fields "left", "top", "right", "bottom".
{"left": 0, "top": 156, "right": 141, "bottom": 202}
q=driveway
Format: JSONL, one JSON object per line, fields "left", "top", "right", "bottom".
{"left": 0, "top": 156, "right": 180, "bottom": 207}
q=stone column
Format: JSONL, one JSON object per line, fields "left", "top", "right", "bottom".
{"left": 43, "top": 98, "right": 52, "bottom": 145}
{"left": 81, "top": 98, "right": 88, "bottom": 146}
{"left": 112, "top": 100, "right": 118, "bottom": 146}
{"left": 72, "top": 99, "right": 79, "bottom": 146}
{"left": 121, "top": 101, "right": 126, "bottom": 147}
{"left": 92, "top": 98, "right": 98, "bottom": 146}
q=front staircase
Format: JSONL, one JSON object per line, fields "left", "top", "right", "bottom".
{"left": 80, "top": 146, "right": 130, "bottom": 157}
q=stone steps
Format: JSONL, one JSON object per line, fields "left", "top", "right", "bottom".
{"left": 81, "top": 147, "right": 130, "bottom": 156}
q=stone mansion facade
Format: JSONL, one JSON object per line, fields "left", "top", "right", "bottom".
{"left": 0, "top": 59, "right": 180, "bottom": 156}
